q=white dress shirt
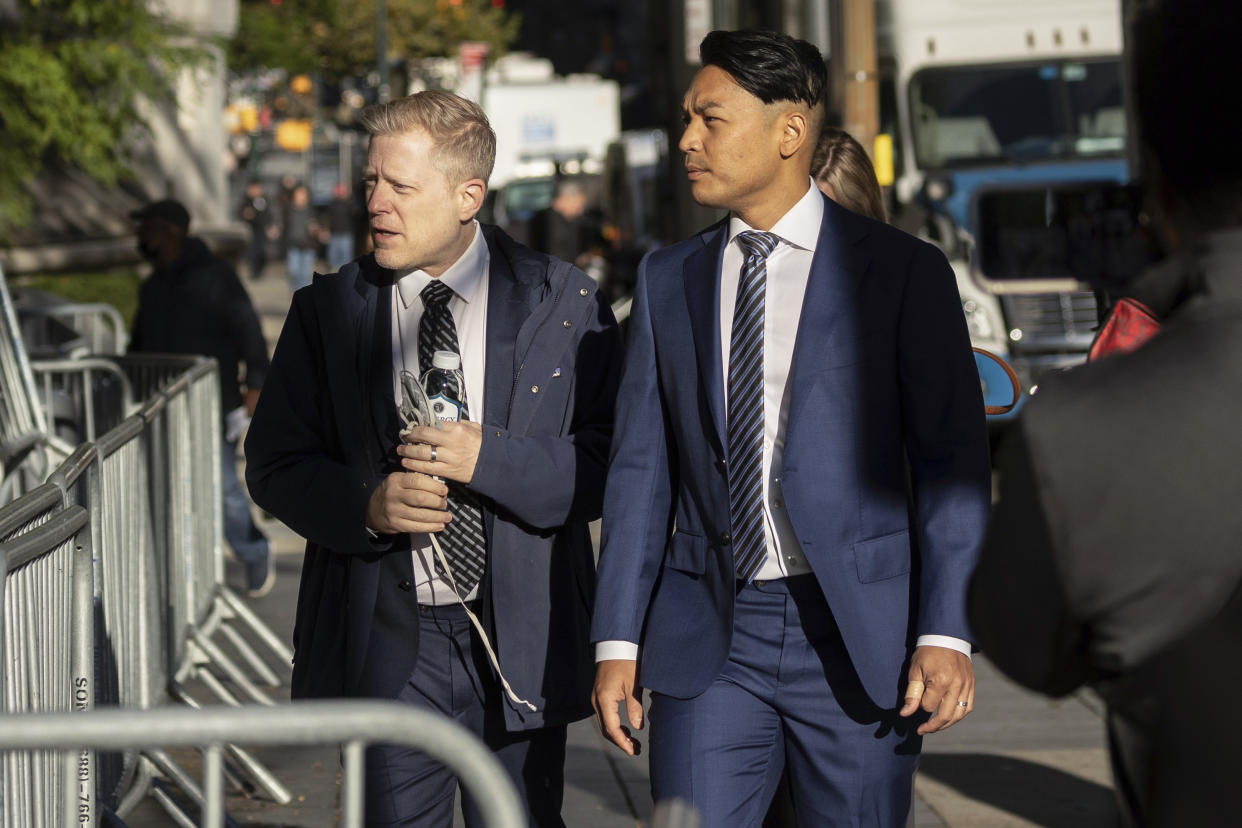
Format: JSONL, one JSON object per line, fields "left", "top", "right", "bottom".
{"left": 391, "top": 221, "right": 489, "bottom": 605}
{"left": 596, "top": 182, "right": 969, "bottom": 662}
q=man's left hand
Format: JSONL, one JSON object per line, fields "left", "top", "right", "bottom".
{"left": 400, "top": 422, "right": 482, "bottom": 484}
{"left": 899, "top": 645, "right": 975, "bottom": 735}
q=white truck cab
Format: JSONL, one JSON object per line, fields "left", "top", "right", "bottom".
{"left": 877, "top": 0, "right": 1128, "bottom": 407}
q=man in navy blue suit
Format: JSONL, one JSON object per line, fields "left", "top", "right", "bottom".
{"left": 591, "top": 30, "right": 991, "bottom": 826}
{"left": 245, "top": 91, "right": 622, "bottom": 827}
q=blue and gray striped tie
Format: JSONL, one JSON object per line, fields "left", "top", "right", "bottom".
{"left": 419, "top": 280, "right": 488, "bottom": 597}
{"left": 728, "top": 231, "right": 779, "bottom": 583}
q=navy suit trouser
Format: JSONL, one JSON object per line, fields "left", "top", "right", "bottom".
{"left": 364, "top": 603, "right": 567, "bottom": 828}
{"left": 648, "top": 575, "right": 921, "bottom": 827}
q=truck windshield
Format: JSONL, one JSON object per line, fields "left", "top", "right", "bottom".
{"left": 909, "top": 59, "right": 1124, "bottom": 170}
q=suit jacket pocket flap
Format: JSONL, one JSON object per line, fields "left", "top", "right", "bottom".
{"left": 853, "top": 529, "right": 911, "bottom": 583}
{"left": 664, "top": 530, "right": 707, "bottom": 575}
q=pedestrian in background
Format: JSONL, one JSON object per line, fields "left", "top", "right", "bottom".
{"left": 528, "top": 179, "right": 594, "bottom": 266}
{"left": 283, "top": 184, "right": 318, "bottom": 292}
{"left": 969, "top": 2, "right": 1242, "bottom": 825}
{"left": 237, "top": 179, "right": 273, "bottom": 280}
{"left": 129, "top": 198, "right": 275, "bottom": 598}
{"left": 592, "top": 29, "right": 990, "bottom": 826}
{"left": 812, "top": 125, "right": 888, "bottom": 223}
{"left": 325, "top": 181, "right": 357, "bottom": 270}
{"left": 245, "top": 91, "right": 623, "bottom": 827}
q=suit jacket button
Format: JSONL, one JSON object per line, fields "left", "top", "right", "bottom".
{"left": 715, "top": 458, "right": 727, "bottom": 474}
{"left": 720, "top": 532, "right": 732, "bottom": 545}
{"left": 398, "top": 579, "right": 412, "bottom": 592}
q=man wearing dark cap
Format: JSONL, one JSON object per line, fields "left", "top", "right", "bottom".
{"left": 129, "top": 198, "right": 276, "bottom": 597}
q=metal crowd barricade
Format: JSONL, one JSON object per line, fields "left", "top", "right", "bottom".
{"left": 0, "top": 484, "right": 94, "bottom": 828}
{"left": 55, "top": 357, "right": 291, "bottom": 822}
{"left": 14, "top": 301, "right": 128, "bottom": 357}
{"left": 0, "top": 270, "right": 71, "bottom": 505}
{"left": 0, "top": 701, "right": 525, "bottom": 828}
{"left": 162, "top": 362, "right": 291, "bottom": 709}
{"left": 29, "top": 356, "right": 134, "bottom": 444}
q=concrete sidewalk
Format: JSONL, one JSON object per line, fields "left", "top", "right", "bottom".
{"left": 126, "top": 262, "right": 1119, "bottom": 826}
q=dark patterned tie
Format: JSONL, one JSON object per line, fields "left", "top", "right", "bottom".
{"left": 728, "top": 231, "right": 779, "bottom": 582}
{"left": 418, "top": 280, "right": 487, "bottom": 597}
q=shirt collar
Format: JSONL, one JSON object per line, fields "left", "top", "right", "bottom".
{"left": 395, "top": 221, "right": 486, "bottom": 309}
{"left": 727, "top": 179, "right": 823, "bottom": 254}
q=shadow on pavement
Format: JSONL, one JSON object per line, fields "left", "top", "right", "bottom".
{"left": 918, "top": 752, "right": 1117, "bottom": 827}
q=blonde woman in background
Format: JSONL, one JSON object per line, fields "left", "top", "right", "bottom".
{"left": 811, "top": 126, "right": 888, "bottom": 223}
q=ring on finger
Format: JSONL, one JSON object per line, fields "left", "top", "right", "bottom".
{"left": 430, "top": 446, "right": 438, "bottom": 462}
{"left": 956, "top": 700, "right": 969, "bottom": 708}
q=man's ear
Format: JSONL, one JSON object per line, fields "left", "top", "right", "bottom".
{"left": 778, "top": 109, "right": 812, "bottom": 161}
{"left": 458, "top": 178, "right": 487, "bottom": 222}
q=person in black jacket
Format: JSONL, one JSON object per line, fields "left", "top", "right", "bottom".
{"left": 237, "top": 179, "right": 273, "bottom": 281}
{"left": 244, "top": 91, "right": 622, "bottom": 827}
{"left": 968, "top": 3, "right": 1242, "bottom": 825}
{"left": 130, "top": 199, "right": 276, "bottom": 598}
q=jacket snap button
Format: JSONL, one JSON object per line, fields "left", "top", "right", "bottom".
{"left": 720, "top": 532, "right": 732, "bottom": 545}
{"left": 530, "top": 385, "right": 539, "bottom": 393}
{"left": 398, "top": 579, "right": 412, "bottom": 592}
{"left": 563, "top": 320, "right": 572, "bottom": 328}
{"left": 579, "top": 288, "right": 589, "bottom": 296}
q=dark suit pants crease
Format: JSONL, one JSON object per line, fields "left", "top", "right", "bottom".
{"left": 648, "top": 575, "right": 920, "bottom": 828}
{"left": 364, "top": 602, "right": 568, "bottom": 828}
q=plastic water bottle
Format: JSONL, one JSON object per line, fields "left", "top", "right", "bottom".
{"left": 422, "top": 350, "right": 467, "bottom": 424}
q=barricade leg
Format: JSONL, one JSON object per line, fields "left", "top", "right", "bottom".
{"left": 215, "top": 616, "right": 282, "bottom": 689}
{"left": 170, "top": 680, "right": 293, "bottom": 805}
{"left": 216, "top": 585, "right": 294, "bottom": 665}
{"left": 196, "top": 595, "right": 283, "bottom": 689}
{"left": 187, "top": 628, "right": 276, "bottom": 707}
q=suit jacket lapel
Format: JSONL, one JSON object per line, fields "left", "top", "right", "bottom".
{"left": 358, "top": 261, "right": 402, "bottom": 469}
{"left": 482, "top": 227, "right": 536, "bottom": 429}
{"left": 787, "top": 199, "right": 872, "bottom": 424}
{"left": 684, "top": 223, "right": 728, "bottom": 451}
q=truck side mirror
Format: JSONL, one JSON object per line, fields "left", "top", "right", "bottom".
{"left": 974, "top": 347, "right": 1022, "bottom": 415}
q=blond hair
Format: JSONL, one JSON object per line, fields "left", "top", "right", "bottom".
{"left": 812, "top": 126, "right": 888, "bottom": 223}
{"left": 360, "top": 91, "right": 496, "bottom": 186}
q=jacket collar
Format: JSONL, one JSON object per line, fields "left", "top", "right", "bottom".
{"left": 683, "top": 195, "right": 873, "bottom": 448}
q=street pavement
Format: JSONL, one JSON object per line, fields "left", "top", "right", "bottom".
{"left": 130, "top": 259, "right": 1119, "bottom": 826}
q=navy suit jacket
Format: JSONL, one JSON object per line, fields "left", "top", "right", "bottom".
{"left": 591, "top": 195, "right": 991, "bottom": 707}
{"left": 246, "top": 226, "right": 623, "bottom": 731}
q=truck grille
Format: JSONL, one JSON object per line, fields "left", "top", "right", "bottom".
{"left": 1001, "top": 291, "right": 1099, "bottom": 352}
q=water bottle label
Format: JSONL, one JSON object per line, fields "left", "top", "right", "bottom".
{"left": 428, "top": 393, "right": 461, "bottom": 423}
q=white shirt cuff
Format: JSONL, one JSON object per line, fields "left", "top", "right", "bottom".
{"left": 916, "top": 635, "right": 972, "bottom": 658}
{"left": 595, "top": 640, "right": 639, "bottom": 662}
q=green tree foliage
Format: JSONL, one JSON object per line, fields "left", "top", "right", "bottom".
{"left": 230, "top": 0, "right": 520, "bottom": 83}
{"left": 0, "top": 0, "right": 206, "bottom": 232}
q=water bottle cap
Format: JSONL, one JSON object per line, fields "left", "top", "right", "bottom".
{"left": 431, "top": 350, "right": 461, "bottom": 370}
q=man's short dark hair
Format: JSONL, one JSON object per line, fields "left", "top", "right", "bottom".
{"left": 699, "top": 29, "right": 827, "bottom": 111}
{"left": 1131, "top": 0, "right": 1242, "bottom": 229}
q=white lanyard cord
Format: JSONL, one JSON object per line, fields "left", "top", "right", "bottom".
{"left": 428, "top": 532, "right": 538, "bottom": 713}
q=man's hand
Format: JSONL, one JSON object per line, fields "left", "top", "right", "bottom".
{"left": 365, "top": 471, "right": 451, "bottom": 535}
{"left": 593, "top": 660, "right": 645, "bottom": 756}
{"left": 899, "top": 645, "right": 975, "bottom": 735}
{"left": 400, "top": 422, "right": 483, "bottom": 485}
